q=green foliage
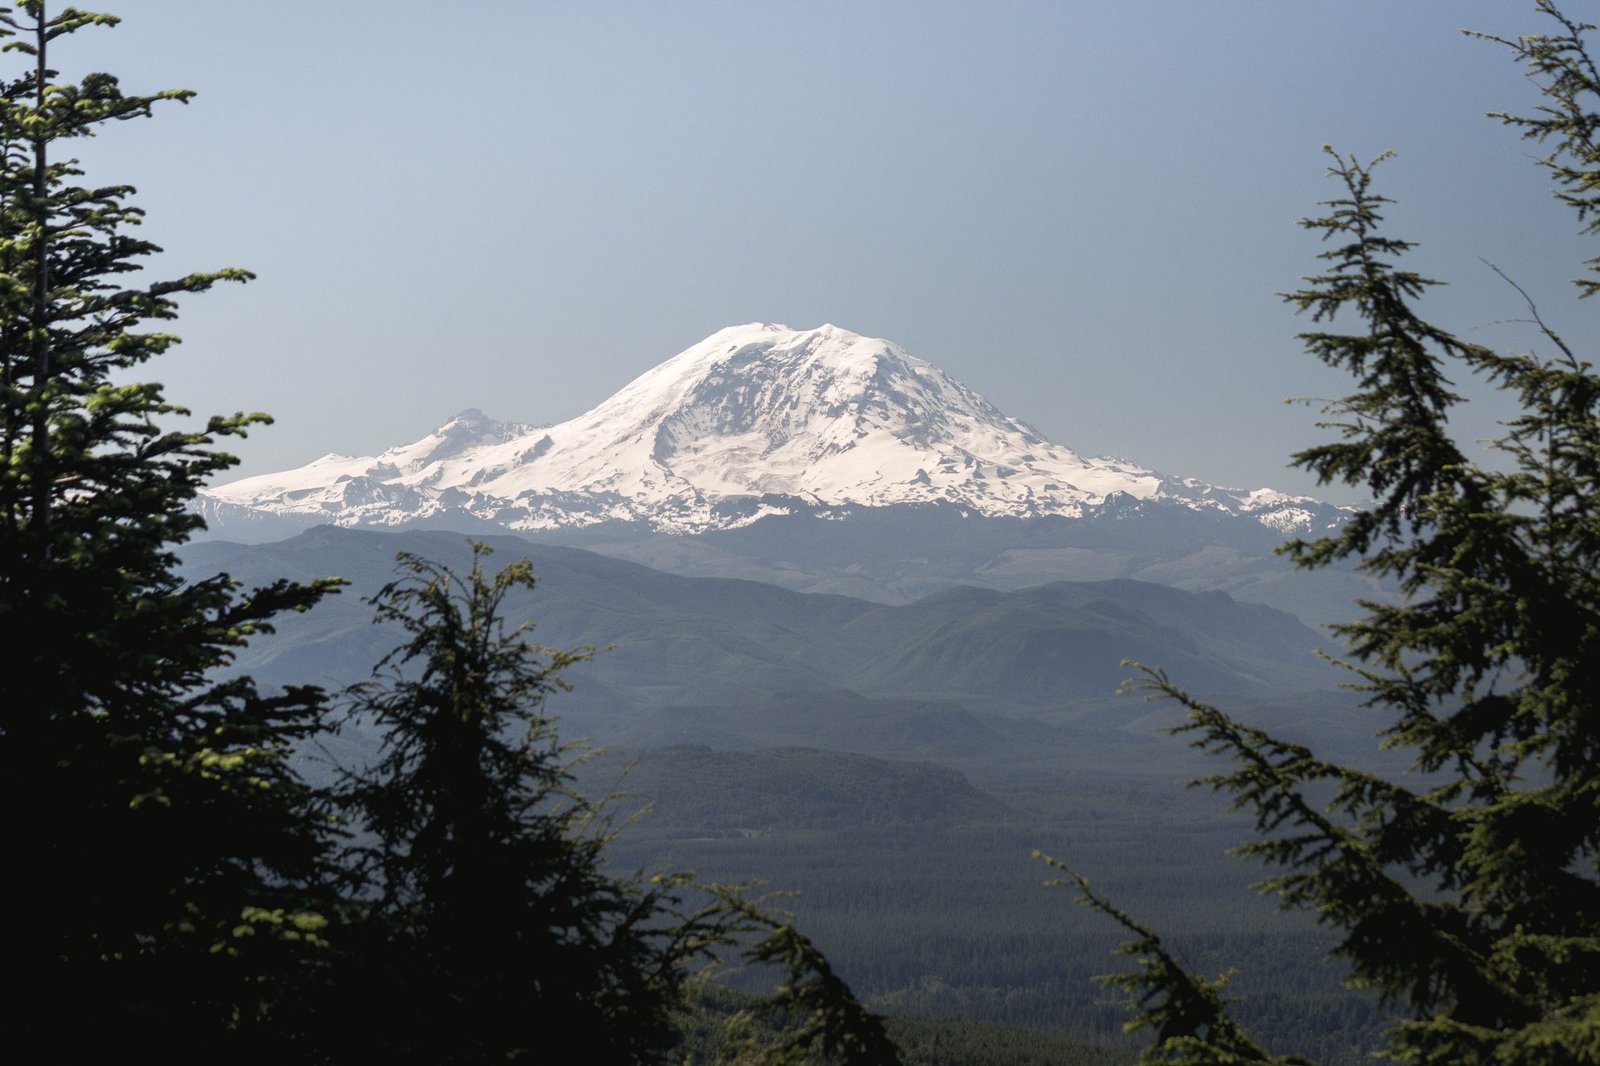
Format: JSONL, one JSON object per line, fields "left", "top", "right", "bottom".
{"left": 881, "top": 1014, "right": 1131, "bottom": 1066}
{"left": 1477, "top": 1, "right": 1600, "bottom": 298}
{"left": 1054, "top": 3, "right": 1600, "bottom": 1063}
{"left": 0, "top": 1, "right": 339, "bottom": 1055}
{"left": 0, "top": 4, "right": 903, "bottom": 1058}
{"left": 679, "top": 985, "right": 1122, "bottom": 1066}
{"left": 325, "top": 540, "right": 906, "bottom": 1064}
{"left": 330, "top": 542, "right": 707, "bottom": 1064}
{"left": 602, "top": 763, "right": 1387, "bottom": 1062}
{"left": 708, "top": 884, "right": 905, "bottom": 1065}
{"left": 580, "top": 745, "right": 1006, "bottom": 832}
{"left": 1039, "top": 854, "right": 1308, "bottom": 1066}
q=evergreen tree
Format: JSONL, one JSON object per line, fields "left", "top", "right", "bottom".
{"left": 708, "top": 884, "right": 905, "bottom": 1065}
{"left": 1049, "top": 3, "right": 1600, "bottom": 1062}
{"left": 332, "top": 541, "right": 905, "bottom": 1065}
{"left": 0, "top": 2, "right": 339, "bottom": 1056}
{"left": 332, "top": 542, "right": 709, "bottom": 1065}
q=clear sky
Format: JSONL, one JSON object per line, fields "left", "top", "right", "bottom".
{"left": 50, "top": 1, "right": 1598, "bottom": 503}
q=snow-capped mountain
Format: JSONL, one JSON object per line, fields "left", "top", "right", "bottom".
{"left": 202, "top": 323, "right": 1344, "bottom": 536}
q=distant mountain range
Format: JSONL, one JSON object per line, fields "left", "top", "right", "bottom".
{"left": 200, "top": 323, "right": 1350, "bottom": 539}
{"left": 181, "top": 329, "right": 1384, "bottom": 1056}
{"left": 181, "top": 527, "right": 1348, "bottom": 764}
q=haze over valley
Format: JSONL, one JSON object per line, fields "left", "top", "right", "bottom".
{"left": 184, "top": 328, "right": 1389, "bottom": 1059}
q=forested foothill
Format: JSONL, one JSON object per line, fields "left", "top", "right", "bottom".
{"left": 3, "top": 1, "right": 1598, "bottom": 1065}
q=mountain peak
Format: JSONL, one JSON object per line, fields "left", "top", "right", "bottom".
{"left": 657, "top": 322, "right": 895, "bottom": 378}
{"left": 206, "top": 323, "right": 1346, "bottom": 536}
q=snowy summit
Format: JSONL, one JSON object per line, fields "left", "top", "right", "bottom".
{"left": 203, "top": 323, "right": 1338, "bottom": 535}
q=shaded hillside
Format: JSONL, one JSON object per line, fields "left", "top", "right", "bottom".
{"left": 180, "top": 527, "right": 1342, "bottom": 728}
{"left": 578, "top": 746, "right": 1011, "bottom": 831}
{"left": 545, "top": 505, "right": 1384, "bottom": 628}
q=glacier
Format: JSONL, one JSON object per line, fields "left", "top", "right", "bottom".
{"left": 202, "top": 323, "right": 1348, "bottom": 536}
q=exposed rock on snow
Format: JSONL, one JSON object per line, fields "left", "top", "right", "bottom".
{"left": 204, "top": 323, "right": 1347, "bottom": 535}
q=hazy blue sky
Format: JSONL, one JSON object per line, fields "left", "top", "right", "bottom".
{"left": 53, "top": 1, "right": 1597, "bottom": 502}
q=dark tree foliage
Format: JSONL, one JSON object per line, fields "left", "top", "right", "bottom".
{"left": 331, "top": 542, "right": 905, "bottom": 1065}
{"left": 0, "top": 4, "right": 897, "bottom": 1059}
{"left": 332, "top": 543, "right": 713, "bottom": 1064}
{"left": 1048, "top": 3, "right": 1600, "bottom": 1064}
{"left": 708, "top": 884, "right": 905, "bottom": 1065}
{"left": 0, "top": 1, "right": 339, "bottom": 1057}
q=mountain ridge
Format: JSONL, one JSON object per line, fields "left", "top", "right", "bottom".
{"left": 180, "top": 525, "right": 1337, "bottom": 717}
{"left": 202, "top": 323, "right": 1350, "bottom": 537}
